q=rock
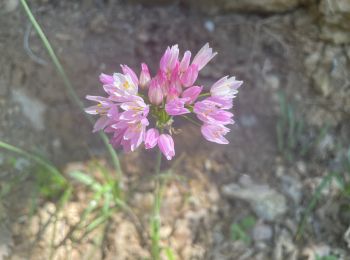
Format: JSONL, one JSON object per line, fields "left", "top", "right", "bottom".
{"left": 302, "top": 244, "right": 346, "bottom": 260}
{"left": 279, "top": 174, "right": 302, "bottom": 204}
{"left": 89, "top": 14, "right": 107, "bottom": 34}
{"left": 304, "top": 43, "right": 350, "bottom": 121}
{"left": 12, "top": 89, "right": 46, "bottom": 131}
{"left": 160, "top": 225, "right": 172, "bottom": 239}
{"left": 253, "top": 223, "right": 273, "bottom": 241}
{"left": 264, "top": 74, "right": 280, "bottom": 90}
{"left": 222, "top": 176, "right": 287, "bottom": 221}
{"left": 129, "top": 0, "right": 175, "bottom": 5}
{"left": 188, "top": 0, "right": 303, "bottom": 14}
{"left": 0, "top": 202, "right": 12, "bottom": 259}
{"left": 273, "top": 229, "right": 298, "bottom": 260}
{"left": 240, "top": 114, "right": 257, "bottom": 128}
{"left": 171, "top": 219, "right": 192, "bottom": 250}
{"left": 204, "top": 20, "right": 215, "bottom": 33}
{"left": 0, "top": 79, "right": 9, "bottom": 97}
{"left": 14, "top": 158, "right": 30, "bottom": 171}
{"left": 113, "top": 220, "right": 149, "bottom": 259}
{"left": 296, "top": 161, "right": 307, "bottom": 175}
{"left": 316, "top": 133, "right": 335, "bottom": 159}
{"left": 344, "top": 225, "right": 350, "bottom": 248}
{"left": 318, "top": 0, "right": 350, "bottom": 44}
{"left": 1, "top": 0, "right": 19, "bottom": 13}
{"left": 133, "top": 192, "right": 154, "bottom": 213}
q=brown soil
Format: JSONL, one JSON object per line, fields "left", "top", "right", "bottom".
{"left": 1, "top": 0, "right": 350, "bottom": 259}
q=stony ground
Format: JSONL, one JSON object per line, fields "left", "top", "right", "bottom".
{"left": 0, "top": 0, "right": 350, "bottom": 259}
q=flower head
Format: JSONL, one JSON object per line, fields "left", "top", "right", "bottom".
{"left": 86, "top": 43, "right": 242, "bottom": 160}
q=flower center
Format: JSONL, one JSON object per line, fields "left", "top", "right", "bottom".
{"left": 123, "top": 81, "right": 130, "bottom": 89}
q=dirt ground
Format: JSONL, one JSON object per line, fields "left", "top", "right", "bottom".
{"left": 1, "top": 0, "right": 350, "bottom": 259}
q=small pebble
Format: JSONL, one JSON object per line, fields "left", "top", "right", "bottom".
{"left": 204, "top": 20, "right": 215, "bottom": 32}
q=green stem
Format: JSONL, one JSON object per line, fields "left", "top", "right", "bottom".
{"left": 151, "top": 149, "right": 163, "bottom": 260}
{"left": 182, "top": 115, "right": 202, "bottom": 127}
{"left": 198, "top": 92, "right": 210, "bottom": 98}
{"left": 19, "top": 0, "right": 122, "bottom": 178}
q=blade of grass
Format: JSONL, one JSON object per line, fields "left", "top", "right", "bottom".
{"left": 69, "top": 170, "right": 103, "bottom": 192}
{"left": 19, "top": 0, "right": 122, "bottom": 179}
{"left": 287, "top": 104, "right": 296, "bottom": 150}
{"left": 86, "top": 214, "right": 110, "bottom": 233}
{"left": 164, "top": 247, "right": 176, "bottom": 260}
{"left": 0, "top": 140, "right": 65, "bottom": 182}
{"left": 276, "top": 121, "right": 284, "bottom": 153}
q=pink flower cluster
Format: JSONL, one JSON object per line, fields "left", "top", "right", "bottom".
{"left": 85, "top": 44, "right": 243, "bottom": 160}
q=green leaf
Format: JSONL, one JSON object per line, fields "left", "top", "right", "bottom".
{"left": 316, "top": 255, "right": 338, "bottom": 260}
{"left": 240, "top": 216, "right": 256, "bottom": 230}
{"left": 230, "top": 224, "right": 251, "bottom": 244}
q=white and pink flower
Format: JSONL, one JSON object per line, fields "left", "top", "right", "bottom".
{"left": 86, "top": 43, "right": 242, "bottom": 160}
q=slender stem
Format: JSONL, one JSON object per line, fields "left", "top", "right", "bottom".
{"left": 19, "top": 0, "right": 122, "bottom": 178}
{"left": 198, "top": 92, "right": 210, "bottom": 98}
{"left": 151, "top": 149, "right": 163, "bottom": 260}
{"left": 182, "top": 115, "right": 202, "bottom": 127}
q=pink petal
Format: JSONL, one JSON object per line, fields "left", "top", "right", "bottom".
{"left": 192, "top": 43, "right": 217, "bottom": 70}
{"left": 180, "top": 64, "right": 198, "bottom": 87}
{"left": 179, "top": 51, "right": 191, "bottom": 72}
{"left": 160, "top": 45, "right": 179, "bottom": 72}
{"left": 182, "top": 86, "right": 202, "bottom": 104}
{"left": 85, "top": 105, "right": 100, "bottom": 115}
{"left": 99, "top": 73, "right": 114, "bottom": 85}
{"left": 201, "top": 124, "right": 230, "bottom": 144}
{"left": 165, "top": 98, "right": 190, "bottom": 116}
{"left": 158, "top": 134, "right": 175, "bottom": 160}
{"left": 121, "top": 65, "right": 139, "bottom": 86}
{"left": 148, "top": 78, "right": 164, "bottom": 105}
{"left": 205, "top": 96, "right": 233, "bottom": 109}
{"left": 139, "top": 63, "right": 151, "bottom": 89}
{"left": 93, "top": 116, "right": 110, "bottom": 132}
{"left": 145, "top": 128, "right": 159, "bottom": 149}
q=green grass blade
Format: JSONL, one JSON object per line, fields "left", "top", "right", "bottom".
{"left": 69, "top": 171, "right": 102, "bottom": 191}
{"left": 0, "top": 140, "right": 65, "bottom": 181}
{"left": 57, "top": 186, "right": 73, "bottom": 209}
{"left": 103, "top": 191, "right": 112, "bottom": 214}
{"left": 19, "top": 0, "right": 122, "bottom": 178}
{"left": 276, "top": 121, "right": 284, "bottom": 153}
{"left": 287, "top": 104, "right": 296, "bottom": 150}
{"left": 86, "top": 214, "right": 110, "bottom": 233}
{"left": 165, "top": 247, "right": 176, "bottom": 260}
